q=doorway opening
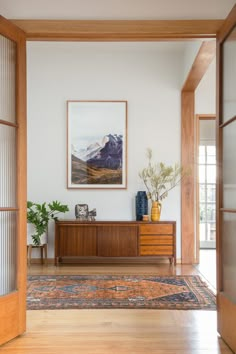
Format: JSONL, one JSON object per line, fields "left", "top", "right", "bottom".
{"left": 195, "top": 116, "right": 216, "bottom": 289}
{"left": 197, "top": 117, "right": 216, "bottom": 249}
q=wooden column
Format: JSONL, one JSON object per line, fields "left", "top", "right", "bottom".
{"left": 181, "top": 41, "right": 216, "bottom": 264}
{"left": 181, "top": 91, "right": 195, "bottom": 264}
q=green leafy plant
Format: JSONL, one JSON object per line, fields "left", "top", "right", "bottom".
{"left": 27, "top": 200, "right": 69, "bottom": 245}
{"left": 139, "top": 148, "right": 188, "bottom": 202}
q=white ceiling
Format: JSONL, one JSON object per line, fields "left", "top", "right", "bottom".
{"left": 0, "top": 0, "right": 235, "bottom": 20}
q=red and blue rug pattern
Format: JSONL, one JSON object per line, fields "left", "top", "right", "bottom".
{"left": 27, "top": 274, "right": 216, "bottom": 310}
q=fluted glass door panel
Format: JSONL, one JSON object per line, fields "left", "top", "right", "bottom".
{"left": 0, "top": 33, "right": 17, "bottom": 298}
{"left": 222, "top": 27, "right": 236, "bottom": 124}
{"left": 222, "top": 121, "right": 236, "bottom": 209}
{"left": 0, "top": 125, "right": 16, "bottom": 208}
{"left": 0, "top": 211, "right": 17, "bottom": 296}
{"left": 222, "top": 212, "right": 236, "bottom": 302}
{"left": 0, "top": 34, "right": 16, "bottom": 124}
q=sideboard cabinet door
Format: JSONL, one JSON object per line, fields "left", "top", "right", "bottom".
{"left": 56, "top": 225, "right": 97, "bottom": 257}
{"left": 97, "top": 225, "right": 138, "bottom": 257}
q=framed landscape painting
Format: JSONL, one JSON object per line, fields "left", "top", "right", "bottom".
{"left": 67, "top": 100, "right": 127, "bottom": 189}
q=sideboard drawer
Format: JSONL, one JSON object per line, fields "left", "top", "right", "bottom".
{"left": 139, "top": 224, "right": 173, "bottom": 235}
{"left": 140, "top": 245, "right": 173, "bottom": 256}
{"left": 138, "top": 222, "right": 176, "bottom": 264}
{"left": 140, "top": 235, "right": 173, "bottom": 245}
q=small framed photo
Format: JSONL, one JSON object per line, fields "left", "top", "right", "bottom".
{"left": 67, "top": 100, "right": 127, "bottom": 189}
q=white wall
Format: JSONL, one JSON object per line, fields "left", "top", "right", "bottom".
{"left": 27, "top": 41, "right": 186, "bottom": 258}
{"left": 182, "top": 41, "right": 202, "bottom": 86}
{"left": 195, "top": 57, "right": 216, "bottom": 114}
{"left": 27, "top": 42, "right": 216, "bottom": 260}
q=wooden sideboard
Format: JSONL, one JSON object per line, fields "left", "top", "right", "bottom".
{"left": 55, "top": 220, "right": 176, "bottom": 265}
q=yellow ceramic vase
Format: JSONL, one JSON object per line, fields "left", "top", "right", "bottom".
{"left": 151, "top": 201, "right": 162, "bottom": 221}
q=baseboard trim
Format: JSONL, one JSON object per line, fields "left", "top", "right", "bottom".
{"left": 28, "top": 258, "right": 54, "bottom": 264}
{"left": 28, "top": 257, "right": 183, "bottom": 265}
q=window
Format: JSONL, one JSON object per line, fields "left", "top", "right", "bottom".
{"left": 199, "top": 144, "right": 216, "bottom": 248}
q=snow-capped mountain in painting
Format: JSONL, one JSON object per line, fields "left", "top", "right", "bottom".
{"left": 72, "top": 133, "right": 123, "bottom": 170}
{"left": 73, "top": 141, "right": 101, "bottom": 162}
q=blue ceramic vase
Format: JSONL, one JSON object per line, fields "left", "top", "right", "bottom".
{"left": 136, "top": 191, "right": 148, "bottom": 221}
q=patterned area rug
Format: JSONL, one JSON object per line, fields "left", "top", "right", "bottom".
{"left": 27, "top": 274, "right": 216, "bottom": 310}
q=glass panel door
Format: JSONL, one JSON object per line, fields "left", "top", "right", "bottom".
{"left": 216, "top": 5, "right": 236, "bottom": 352}
{"left": 198, "top": 120, "right": 216, "bottom": 249}
{"left": 0, "top": 17, "right": 27, "bottom": 346}
{"left": 0, "top": 34, "right": 17, "bottom": 296}
{"left": 220, "top": 27, "right": 236, "bottom": 302}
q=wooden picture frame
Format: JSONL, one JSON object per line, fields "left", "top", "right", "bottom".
{"left": 67, "top": 100, "right": 127, "bottom": 189}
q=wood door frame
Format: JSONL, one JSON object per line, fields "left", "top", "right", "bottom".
{"left": 10, "top": 19, "right": 223, "bottom": 41}
{"left": 4, "top": 17, "right": 219, "bottom": 268}
{"left": 181, "top": 41, "right": 216, "bottom": 264}
{"left": 0, "top": 16, "right": 27, "bottom": 345}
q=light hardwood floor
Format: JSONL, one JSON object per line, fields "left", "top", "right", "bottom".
{"left": 195, "top": 249, "right": 217, "bottom": 290}
{"left": 0, "top": 263, "right": 233, "bottom": 354}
